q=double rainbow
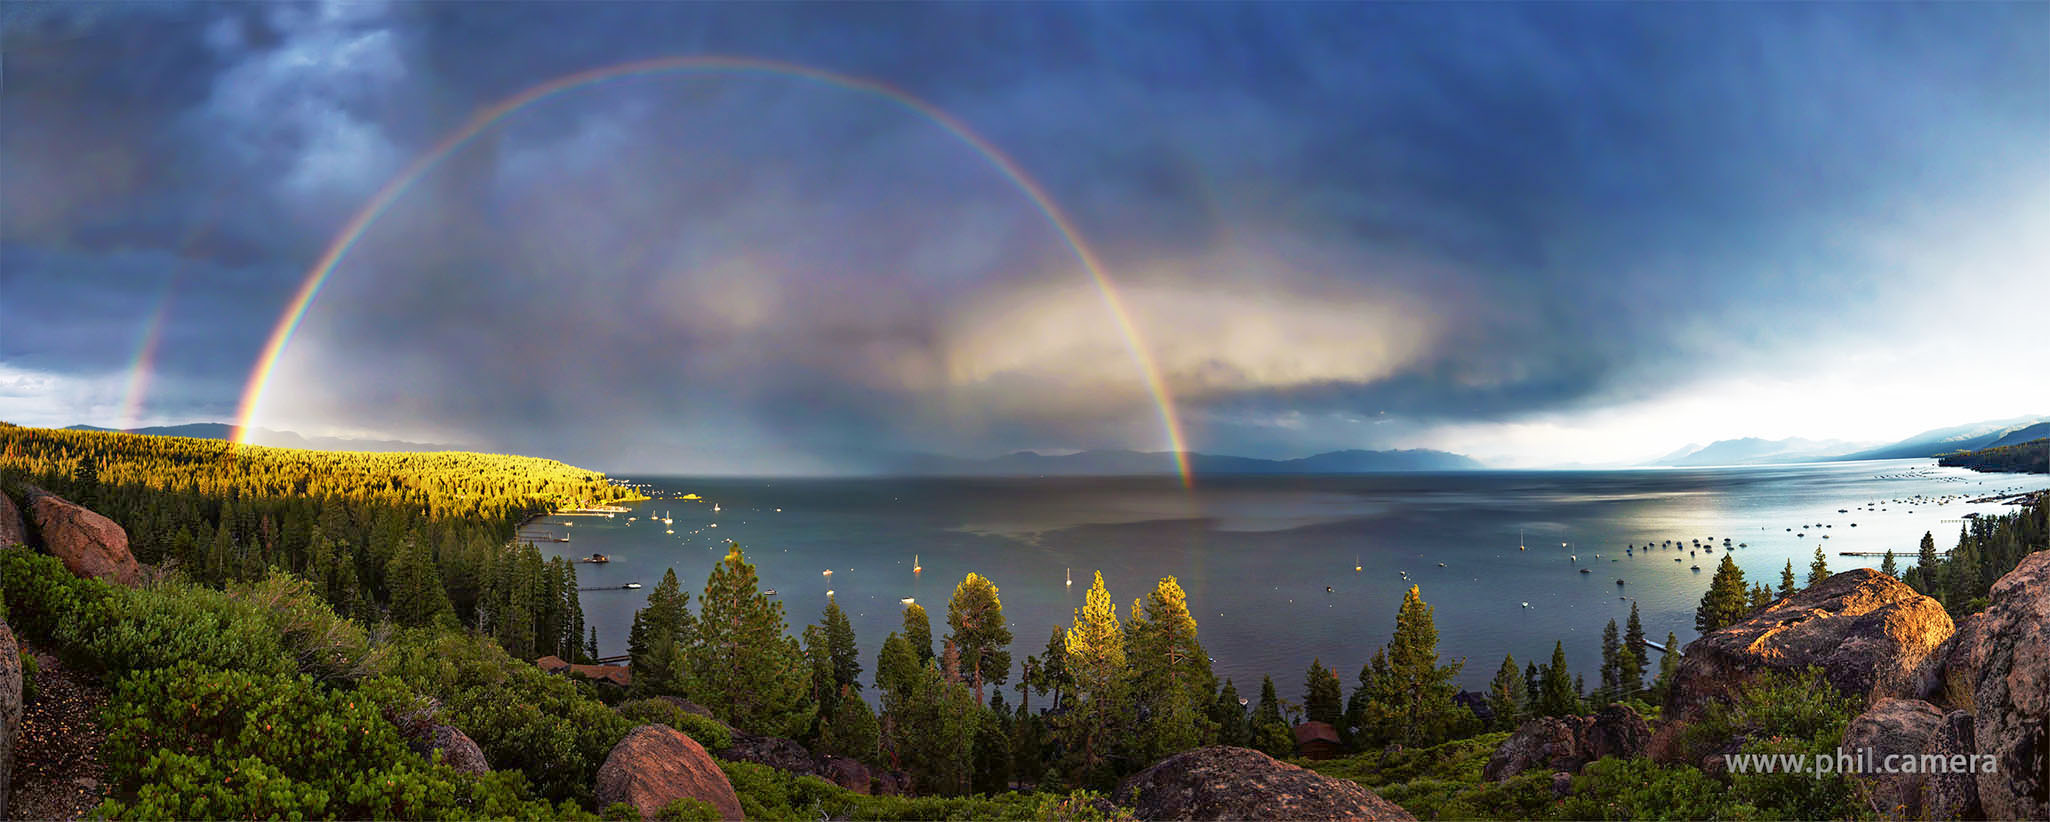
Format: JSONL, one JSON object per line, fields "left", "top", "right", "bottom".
{"left": 233, "top": 56, "right": 1192, "bottom": 485}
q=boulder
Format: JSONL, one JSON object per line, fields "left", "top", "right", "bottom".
{"left": 1484, "top": 704, "right": 1650, "bottom": 781}
{"left": 21, "top": 486, "right": 139, "bottom": 585}
{"left": 1842, "top": 698, "right": 1947, "bottom": 819}
{"left": 1930, "top": 710, "right": 1982, "bottom": 821}
{"left": 425, "top": 724, "right": 490, "bottom": 775}
{"left": 0, "top": 621, "right": 21, "bottom": 818}
{"left": 871, "top": 770, "right": 912, "bottom": 797}
{"left": 1549, "top": 771, "right": 1574, "bottom": 799}
{"left": 655, "top": 695, "right": 724, "bottom": 724}
{"left": 1665, "top": 569, "right": 1951, "bottom": 723}
{"left": 0, "top": 491, "right": 26, "bottom": 548}
{"left": 719, "top": 733, "right": 820, "bottom": 776}
{"left": 1922, "top": 550, "right": 2050, "bottom": 820}
{"left": 596, "top": 724, "right": 744, "bottom": 820}
{"left": 1114, "top": 745, "right": 1415, "bottom": 821}
{"left": 823, "top": 756, "right": 870, "bottom": 794}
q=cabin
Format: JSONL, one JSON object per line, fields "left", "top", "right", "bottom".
{"left": 1292, "top": 721, "right": 1343, "bottom": 760}
{"left": 535, "top": 655, "right": 631, "bottom": 689}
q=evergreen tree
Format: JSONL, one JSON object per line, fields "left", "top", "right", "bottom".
{"left": 876, "top": 632, "right": 921, "bottom": 706}
{"left": 1210, "top": 678, "right": 1249, "bottom": 747}
{"left": 1880, "top": 550, "right": 1898, "bottom": 577}
{"left": 1779, "top": 559, "right": 1798, "bottom": 598}
{"left": 818, "top": 684, "right": 880, "bottom": 765}
{"left": 885, "top": 658, "right": 977, "bottom": 795}
{"left": 1343, "top": 650, "right": 1392, "bottom": 749}
{"left": 628, "top": 568, "right": 692, "bottom": 697}
{"left": 384, "top": 535, "right": 452, "bottom": 629}
{"left": 1944, "top": 532, "right": 1983, "bottom": 614}
{"left": 806, "top": 599, "right": 863, "bottom": 721}
{"left": 1376, "top": 586, "right": 1470, "bottom": 746}
{"left": 945, "top": 572, "right": 1013, "bottom": 704}
{"left": 1599, "top": 619, "right": 1621, "bottom": 699}
{"left": 1127, "top": 576, "right": 1216, "bottom": 762}
{"left": 903, "top": 602, "right": 936, "bottom": 665}
{"left": 1303, "top": 658, "right": 1343, "bottom": 727}
{"left": 1649, "top": 632, "right": 1681, "bottom": 704}
{"left": 1058, "top": 571, "right": 1129, "bottom": 787}
{"left": 1622, "top": 602, "right": 1647, "bottom": 695}
{"left": 1915, "top": 531, "right": 1941, "bottom": 596}
{"left": 1486, "top": 653, "right": 1524, "bottom": 730}
{"left": 1034, "top": 625, "right": 1073, "bottom": 711}
{"left": 1696, "top": 554, "right": 1750, "bottom": 634}
{"left": 1251, "top": 676, "right": 1293, "bottom": 757}
{"left": 1749, "top": 582, "right": 1775, "bottom": 611}
{"left": 1535, "top": 641, "right": 1578, "bottom": 717}
{"left": 1808, "top": 545, "right": 1830, "bottom": 586}
{"left": 1524, "top": 661, "right": 1541, "bottom": 708}
{"left": 972, "top": 706, "right": 1013, "bottom": 795}
{"left": 685, "top": 544, "right": 814, "bottom": 738}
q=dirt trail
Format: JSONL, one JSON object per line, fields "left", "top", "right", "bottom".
{"left": 10, "top": 642, "right": 107, "bottom": 820}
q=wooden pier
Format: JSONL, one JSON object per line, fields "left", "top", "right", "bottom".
{"left": 1838, "top": 551, "right": 1943, "bottom": 557}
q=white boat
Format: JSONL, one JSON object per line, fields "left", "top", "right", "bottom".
{"left": 1065, "top": 567, "right": 1072, "bottom": 586}
{"left": 900, "top": 596, "right": 915, "bottom": 605}
{"left": 1519, "top": 529, "right": 1526, "bottom": 551}
{"left": 914, "top": 554, "right": 922, "bottom": 575}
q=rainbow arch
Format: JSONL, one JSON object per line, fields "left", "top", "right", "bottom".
{"left": 233, "top": 55, "right": 1193, "bottom": 485}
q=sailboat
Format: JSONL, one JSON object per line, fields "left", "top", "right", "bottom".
{"left": 712, "top": 503, "right": 721, "bottom": 514}
{"left": 1065, "top": 567, "right": 1072, "bottom": 587}
{"left": 1354, "top": 555, "right": 1362, "bottom": 572}
{"left": 1519, "top": 529, "right": 1526, "bottom": 551}
{"left": 913, "top": 554, "right": 922, "bottom": 576}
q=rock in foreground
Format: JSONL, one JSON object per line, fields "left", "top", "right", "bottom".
{"left": 0, "top": 492, "right": 26, "bottom": 548}
{"left": 1484, "top": 703, "right": 1651, "bottom": 781}
{"left": 21, "top": 487, "right": 138, "bottom": 585}
{"left": 1666, "top": 568, "right": 1950, "bottom": 722}
{"left": 597, "top": 724, "right": 744, "bottom": 820}
{"left": 0, "top": 621, "right": 21, "bottom": 817}
{"left": 1115, "top": 746, "right": 1414, "bottom": 821}
{"left": 1921, "top": 550, "right": 2050, "bottom": 821}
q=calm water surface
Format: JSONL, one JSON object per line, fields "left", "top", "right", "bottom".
{"left": 535, "top": 460, "right": 2049, "bottom": 694}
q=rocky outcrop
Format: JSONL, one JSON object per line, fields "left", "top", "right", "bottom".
{"left": 1665, "top": 569, "right": 1951, "bottom": 723}
{"left": 596, "top": 724, "right": 744, "bottom": 820}
{"left": 1917, "top": 550, "right": 2050, "bottom": 820}
{"left": 1842, "top": 698, "right": 1947, "bottom": 819}
{"left": 654, "top": 695, "right": 722, "bottom": 723}
{"left": 1484, "top": 704, "right": 1651, "bottom": 781}
{"left": 0, "top": 492, "right": 26, "bottom": 548}
{"left": 20, "top": 487, "right": 138, "bottom": 585}
{"left": 718, "top": 732, "right": 868, "bottom": 792}
{"left": 1114, "top": 746, "right": 1415, "bottom": 821}
{"left": 1, "top": 621, "right": 22, "bottom": 818}
{"left": 425, "top": 724, "right": 490, "bottom": 774}
{"left": 381, "top": 694, "right": 491, "bottom": 775}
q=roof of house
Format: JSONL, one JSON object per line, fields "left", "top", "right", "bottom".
{"left": 1293, "top": 721, "right": 1341, "bottom": 746}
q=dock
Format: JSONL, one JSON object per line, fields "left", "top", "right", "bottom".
{"left": 1643, "top": 639, "right": 1681, "bottom": 656}
{"left": 1838, "top": 551, "right": 1944, "bottom": 557}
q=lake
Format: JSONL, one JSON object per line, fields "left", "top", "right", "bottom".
{"left": 535, "top": 459, "right": 2050, "bottom": 697}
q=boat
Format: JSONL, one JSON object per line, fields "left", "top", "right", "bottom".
{"left": 1065, "top": 567, "right": 1072, "bottom": 587}
{"left": 1579, "top": 568, "right": 1591, "bottom": 574}
{"left": 1615, "top": 579, "right": 1625, "bottom": 585}
{"left": 665, "top": 528, "right": 673, "bottom": 535}
{"left": 712, "top": 503, "right": 721, "bottom": 513}
{"left": 1519, "top": 529, "right": 1526, "bottom": 551}
{"left": 1437, "top": 562, "right": 1446, "bottom": 567}
{"left": 1521, "top": 602, "right": 1530, "bottom": 608}
{"left": 763, "top": 589, "right": 778, "bottom": 596}
{"left": 913, "top": 554, "right": 922, "bottom": 575}
{"left": 1355, "top": 555, "right": 1362, "bottom": 572}
{"left": 625, "top": 582, "right": 643, "bottom": 589}
{"left": 1690, "top": 565, "right": 1701, "bottom": 571}
{"left": 579, "top": 554, "right": 610, "bottom": 564}
{"left": 900, "top": 596, "right": 916, "bottom": 605}
{"left": 823, "top": 569, "right": 834, "bottom": 578}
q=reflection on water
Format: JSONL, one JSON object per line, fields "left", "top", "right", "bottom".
{"left": 542, "top": 460, "right": 2049, "bottom": 695}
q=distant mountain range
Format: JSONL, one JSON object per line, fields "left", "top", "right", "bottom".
{"left": 63, "top": 423, "right": 452, "bottom": 453}
{"left": 890, "top": 447, "right": 1484, "bottom": 476}
{"left": 1648, "top": 414, "right": 2050, "bottom": 467}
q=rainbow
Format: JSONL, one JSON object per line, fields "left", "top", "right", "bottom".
{"left": 116, "top": 294, "right": 172, "bottom": 431}
{"left": 233, "top": 55, "right": 1193, "bottom": 485}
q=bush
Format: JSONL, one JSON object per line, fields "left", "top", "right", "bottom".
{"left": 1561, "top": 756, "right": 1755, "bottom": 820}
{"left": 369, "top": 628, "right": 635, "bottom": 804}
{"left": 618, "top": 698, "right": 733, "bottom": 751}
{"left": 95, "top": 662, "right": 583, "bottom": 819}
{"left": 656, "top": 797, "right": 723, "bottom": 821}
{"left": 716, "top": 757, "right": 1061, "bottom": 821}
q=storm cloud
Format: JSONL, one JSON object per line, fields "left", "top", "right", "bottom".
{"left": 4, "top": 2, "right": 2046, "bottom": 470}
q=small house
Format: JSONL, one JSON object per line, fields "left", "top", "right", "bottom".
{"left": 1292, "top": 721, "right": 1343, "bottom": 760}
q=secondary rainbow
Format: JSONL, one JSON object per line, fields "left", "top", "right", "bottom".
{"left": 233, "top": 55, "right": 1193, "bottom": 485}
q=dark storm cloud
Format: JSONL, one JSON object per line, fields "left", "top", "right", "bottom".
{"left": 4, "top": 2, "right": 2044, "bottom": 466}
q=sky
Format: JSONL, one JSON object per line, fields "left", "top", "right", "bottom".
{"left": 3, "top": 2, "right": 2047, "bottom": 473}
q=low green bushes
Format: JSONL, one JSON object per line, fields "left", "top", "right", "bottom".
{"left": 617, "top": 697, "right": 733, "bottom": 751}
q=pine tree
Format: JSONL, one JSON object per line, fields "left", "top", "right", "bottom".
{"left": 1749, "top": 582, "right": 1774, "bottom": 611}
{"left": 1127, "top": 576, "right": 1215, "bottom": 761}
{"left": 1944, "top": 532, "right": 1983, "bottom": 614}
{"left": 1486, "top": 653, "right": 1524, "bottom": 730}
{"left": 819, "top": 684, "right": 881, "bottom": 765}
{"left": 903, "top": 602, "right": 935, "bottom": 665}
{"left": 945, "top": 572, "right": 1012, "bottom": 704}
{"left": 1034, "top": 625, "right": 1073, "bottom": 711}
{"left": 1303, "top": 658, "right": 1343, "bottom": 727}
{"left": 1210, "top": 678, "right": 1249, "bottom": 747}
{"left": 1378, "top": 586, "right": 1470, "bottom": 746}
{"left": 1808, "top": 545, "right": 1830, "bottom": 586}
{"left": 1059, "top": 571, "right": 1129, "bottom": 787}
{"left": 629, "top": 568, "right": 692, "bottom": 696}
{"left": 1648, "top": 632, "right": 1681, "bottom": 703}
{"left": 972, "top": 706, "right": 1013, "bottom": 795}
{"left": 384, "top": 535, "right": 452, "bottom": 628}
{"left": 686, "top": 544, "right": 814, "bottom": 738}
{"left": 1252, "top": 676, "right": 1293, "bottom": 757}
{"left": 1880, "top": 550, "right": 1898, "bottom": 577}
{"left": 1599, "top": 619, "right": 1621, "bottom": 700}
{"left": 1779, "top": 559, "right": 1798, "bottom": 598}
{"left": 1915, "top": 531, "right": 1941, "bottom": 596}
{"left": 823, "top": 598, "right": 862, "bottom": 699}
{"left": 1622, "top": 602, "right": 1647, "bottom": 695}
{"left": 1696, "top": 554, "right": 1749, "bottom": 634}
{"left": 1344, "top": 650, "right": 1393, "bottom": 749}
{"left": 885, "top": 658, "right": 977, "bottom": 795}
{"left": 1536, "top": 641, "right": 1578, "bottom": 717}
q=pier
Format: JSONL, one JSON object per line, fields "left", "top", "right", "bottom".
{"left": 1838, "top": 551, "right": 1944, "bottom": 557}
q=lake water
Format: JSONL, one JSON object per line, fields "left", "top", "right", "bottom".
{"left": 535, "top": 459, "right": 2049, "bottom": 696}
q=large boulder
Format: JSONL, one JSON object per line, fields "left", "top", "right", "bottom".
{"left": 0, "top": 621, "right": 21, "bottom": 818}
{"left": 21, "top": 486, "right": 138, "bottom": 585}
{"left": 424, "top": 725, "right": 490, "bottom": 775}
{"left": 823, "top": 756, "right": 870, "bottom": 795}
{"left": 1484, "top": 704, "right": 1650, "bottom": 781}
{"left": 596, "top": 724, "right": 744, "bottom": 820}
{"left": 719, "top": 733, "right": 819, "bottom": 776}
{"left": 1919, "top": 550, "right": 2050, "bottom": 820}
{"left": 0, "top": 491, "right": 26, "bottom": 548}
{"left": 1842, "top": 698, "right": 1948, "bottom": 819}
{"left": 1665, "top": 569, "right": 1951, "bottom": 723}
{"left": 1114, "top": 745, "right": 1415, "bottom": 821}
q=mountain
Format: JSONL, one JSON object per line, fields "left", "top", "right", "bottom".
{"left": 1829, "top": 415, "right": 2049, "bottom": 461}
{"left": 64, "top": 423, "right": 453, "bottom": 453}
{"left": 1654, "top": 437, "right": 1869, "bottom": 467}
{"left": 891, "top": 447, "right": 1482, "bottom": 476}
{"left": 1983, "top": 422, "right": 2050, "bottom": 450}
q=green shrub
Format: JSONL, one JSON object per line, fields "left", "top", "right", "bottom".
{"left": 1560, "top": 756, "right": 1756, "bottom": 820}
{"left": 230, "top": 570, "right": 371, "bottom": 682}
{"left": 656, "top": 797, "right": 723, "bottom": 821}
{"left": 96, "top": 662, "right": 585, "bottom": 819}
{"left": 369, "top": 628, "right": 635, "bottom": 804}
{"left": 618, "top": 698, "right": 733, "bottom": 751}
{"left": 1678, "top": 666, "right": 1861, "bottom": 760}
{"left": 716, "top": 757, "right": 1058, "bottom": 821}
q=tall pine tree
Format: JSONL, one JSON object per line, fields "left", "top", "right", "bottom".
{"left": 1127, "top": 576, "right": 1215, "bottom": 762}
{"left": 1696, "top": 554, "right": 1749, "bottom": 633}
{"left": 1059, "top": 571, "right": 1129, "bottom": 787}
{"left": 1486, "top": 653, "right": 1524, "bottom": 730}
{"left": 1808, "top": 545, "right": 1830, "bottom": 586}
{"left": 945, "top": 572, "right": 1012, "bottom": 704}
{"left": 685, "top": 543, "right": 814, "bottom": 738}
